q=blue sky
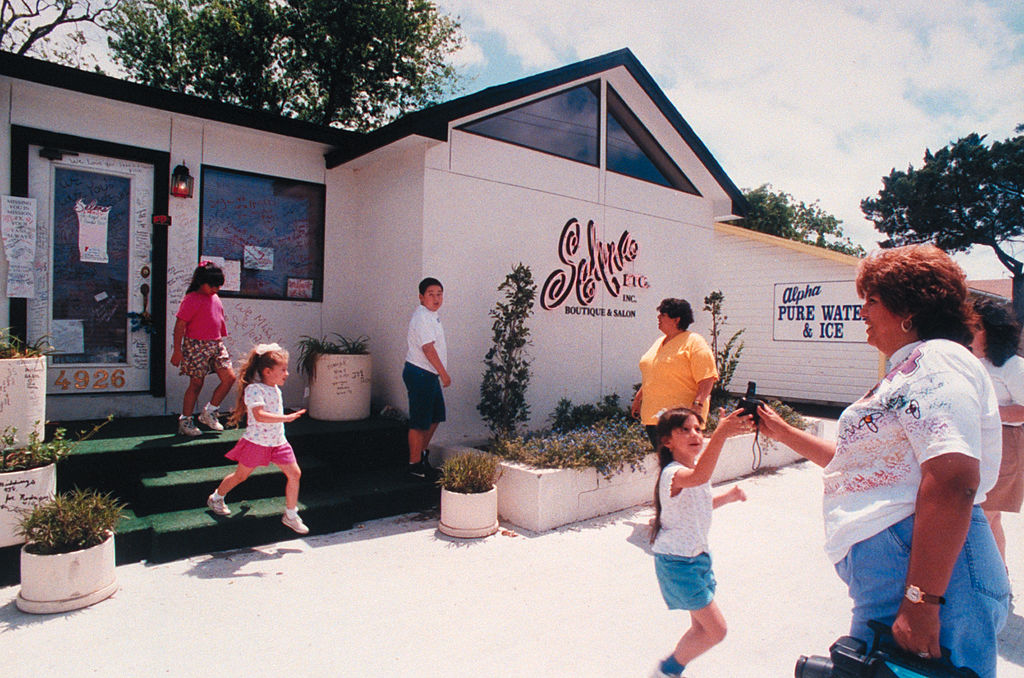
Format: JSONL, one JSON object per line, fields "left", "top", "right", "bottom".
{"left": 439, "top": 0, "right": 1024, "bottom": 279}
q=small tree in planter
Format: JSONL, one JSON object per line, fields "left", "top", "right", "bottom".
{"left": 437, "top": 451, "right": 501, "bottom": 538}
{"left": 17, "top": 487, "right": 125, "bottom": 613}
{"left": 478, "top": 264, "right": 537, "bottom": 437}
{"left": 702, "top": 290, "right": 745, "bottom": 415}
{"left": 296, "top": 334, "right": 372, "bottom": 421}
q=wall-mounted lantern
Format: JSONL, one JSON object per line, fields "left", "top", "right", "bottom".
{"left": 170, "top": 162, "right": 194, "bottom": 198}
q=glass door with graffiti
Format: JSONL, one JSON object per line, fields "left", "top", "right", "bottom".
{"left": 26, "top": 149, "right": 154, "bottom": 394}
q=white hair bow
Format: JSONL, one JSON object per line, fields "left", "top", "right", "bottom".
{"left": 254, "top": 342, "right": 283, "bottom": 355}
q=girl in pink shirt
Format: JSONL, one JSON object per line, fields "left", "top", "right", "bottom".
{"left": 170, "top": 262, "right": 236, "bottom": 436}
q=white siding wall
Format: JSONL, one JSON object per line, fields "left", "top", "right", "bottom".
{"left": 712, "top": 225, "right": 879, "bottom": 405}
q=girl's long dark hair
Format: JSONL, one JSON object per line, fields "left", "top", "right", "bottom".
{"left": 228, "top": 346, "right": 289, "bottom": 427}
{"left": 973, "top": 297, "right": 1022, "bottom": 367}
{"left": 650, "top": 407, "right": 702, "bottom": 544}
{"left": 186, "top": 261, "right": 226, "bottom": 293}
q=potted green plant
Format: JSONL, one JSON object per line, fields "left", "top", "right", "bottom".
{"left": 296, "top": 334, "right": 372, "bottom": 421}
{"left": 0, "top": 327, "right": 52, "bottom": 448}
{"left": 1, "top": 417, "right": 112, "bottom": 548}
{"left": 437, "top": 451, "right": 500, "bottom": 538}
{"left": 16, "top": 488, "right": 124, "bottom": 613}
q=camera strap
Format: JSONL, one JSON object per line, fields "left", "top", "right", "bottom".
{"left": 750, "top": 420, "right": 762, "bottom": 472}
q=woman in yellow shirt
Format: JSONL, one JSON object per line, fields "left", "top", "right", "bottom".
{"left": 631, "top": 298, "right": 719, "bottom": 446}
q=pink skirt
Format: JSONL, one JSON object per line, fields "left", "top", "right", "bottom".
{"left": 225, "top": 438, "right": 296, "bottom": 468}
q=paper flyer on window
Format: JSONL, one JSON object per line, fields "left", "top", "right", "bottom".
{"left": 75, "top": 199, "right": 111, "bottom": 264}
{"left": 1, "top": 195, "right": 37, "bottom": 298}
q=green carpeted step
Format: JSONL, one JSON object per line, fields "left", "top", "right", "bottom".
{"left": 135, "top": 457, "right": 331, "bottom": 515}
{"left": 0, "top": 415, "right": 428, "bottom": 578}
{"left": 57, "top": 415, "right": 408, "bottom": 477}
{"left": 146, "top": 490, "right": 355, "bottom": 563}
{"left": 115, "top": 507, "right": 154, "bottom": 566}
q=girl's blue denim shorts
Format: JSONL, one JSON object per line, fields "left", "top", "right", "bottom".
{"left": 834, "top": 506, "right": 1010, "bottom": 678}
{"left": 654, "top": 552, "right": 716, "bottom": 611}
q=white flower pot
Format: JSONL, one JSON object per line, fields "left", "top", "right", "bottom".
{"left": 0, "top": 463, "right": 56, "bottom": 548}
{"left": 439, "top": 486, "right": 499, "bottom": 538}
{"left": 0, "top": 355, "right": 46, "bottom": 447}
{"left": 307, "top": 354, "right": 372, "bottom": 421}
{"left": 17, "top": 532, "right": 117, "bottom": 614}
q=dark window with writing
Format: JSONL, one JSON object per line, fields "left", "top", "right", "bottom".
{"left": 199, "top": 166, "right": 325, "bottom": 301}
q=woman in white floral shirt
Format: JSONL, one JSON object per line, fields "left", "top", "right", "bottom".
{"left": 757, "top": 245, "right": 1009, "bottom": 678}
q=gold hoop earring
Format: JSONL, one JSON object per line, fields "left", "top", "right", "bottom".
{"left": 901, "top": 318, "right": 913, "bottom": 333}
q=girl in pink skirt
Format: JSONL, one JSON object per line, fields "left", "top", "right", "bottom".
{"left": 205, "top": 343, "right": 309, "bottom": 534}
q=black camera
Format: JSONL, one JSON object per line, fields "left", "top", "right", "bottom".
{"left": 737, "top": 381, "right": 765, "bottom": 423}
{"left": 795, "top": 622, "right": 980, "bottom": 678}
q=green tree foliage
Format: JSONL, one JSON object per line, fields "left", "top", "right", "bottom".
{"left": 478, "top": 263, "right": 537, "bottom": 437}
{"left": 1, "top": 0, "right": 119, "bottom": 64}
{"left": 104, "top": 0, "right": 463, "bottom": 130}
{"left": 741, "top": 184, "right": 866, "bottom": 257}
{"left": 861, "top": 127, "right": 1024, "bottom": 321}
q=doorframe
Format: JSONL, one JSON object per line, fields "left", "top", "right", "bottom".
{"left": 9, "top": 125, "right": 170, "bottom": 397}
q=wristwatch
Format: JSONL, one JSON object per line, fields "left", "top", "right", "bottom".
{"left": 904, "top": 584, "right": 945, "bottom": 605}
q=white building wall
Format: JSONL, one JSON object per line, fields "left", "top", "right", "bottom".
{"left": 1, "top": 75, "right": 335, "bottom": 418}
{"left": 2, "top": 66, "right": 882, "bottom": 429}
{"left": 405, "top": 128, "right": 719, "bottom": 445}
{"left": 712, "top": 224, "right": 879, "bottom": 405}
{"left": 331, "top": 142, "right": 429, "bottom": 418}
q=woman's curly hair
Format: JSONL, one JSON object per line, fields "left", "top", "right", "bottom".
{"left": 856, "top": 244, "right": 975, "bottom": 346}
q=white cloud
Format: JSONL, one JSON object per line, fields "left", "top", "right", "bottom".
{"left": 440, "top": 0, "right": 1024, "bottom": 276}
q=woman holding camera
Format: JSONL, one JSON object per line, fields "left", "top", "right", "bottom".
{"left": 757, "top": 245, "right": 1009, "bottom": 677}
{"left": 631, "top": 298, "right": 718, "bottom": 444}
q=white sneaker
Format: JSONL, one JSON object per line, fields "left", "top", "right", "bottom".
{"left": 177, "top": 415, "right": 201, "bottom": 437}
{"left": 198, "top": 408, "right": 224, "bottom": 431}
{"left": 282, "top": 513, "right": 309, "bottom": 535}
{"left": 207, "top": 493, "right": 230, "bottom": 516}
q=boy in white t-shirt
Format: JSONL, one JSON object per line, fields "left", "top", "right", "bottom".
{"left": 402, "top": 277, "right": 452, "bottom": 478}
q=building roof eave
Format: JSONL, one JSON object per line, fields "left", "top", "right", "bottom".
{"left": 0, "top": 51, "right": 361, "bottom": 148}
{"left": 324, "top": 48, "right": 748, "bottom": 216}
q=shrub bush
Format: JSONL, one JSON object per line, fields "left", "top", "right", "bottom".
{"left": 438, "top": 451, "right": 500, "bottom": 494}
{"left": 19, "top": 488, "right": 125, "bottom": 555}
{"left": 492, "top": 418, "right": 650, "bottom": 481}
{"left": 549, "top": 394, "right": 632, "bottom": 432}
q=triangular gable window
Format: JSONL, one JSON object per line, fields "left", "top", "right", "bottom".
{"left": 606, "top": 86, "right": 700, "bottom": 195}
{"left": 458, "top": 81, "right": 600, "bottom": 166}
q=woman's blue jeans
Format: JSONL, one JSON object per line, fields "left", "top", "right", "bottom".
{"left": 834, "top": 506, "right": 1010, "bottom": 678}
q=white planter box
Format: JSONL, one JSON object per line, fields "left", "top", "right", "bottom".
{"left": 435, "top": 418, "right": 823, "bottom": 533}
{"left": 0, "top": 355, "right": 46, "bottom": 447}
{"left": 439, "top": 486, "right": 499, "bottom": 538}
{"left": 18, "top": 532, "right": 117, "bottom": 614}
{"left": 0, "top": 463, "right": 56, "bottom": 548}
{"left": 307, "top": 354, "right": 372, "bottom": 421}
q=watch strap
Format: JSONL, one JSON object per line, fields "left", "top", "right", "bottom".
{"left": 905, "top": 585, "right": 945, "bottom": 605}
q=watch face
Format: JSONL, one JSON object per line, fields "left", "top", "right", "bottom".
{"left": 906, "top": 586, "right": 922, "bottom": 603}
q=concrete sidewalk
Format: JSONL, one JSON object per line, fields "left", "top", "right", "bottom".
{"left": 1, "top": 460, "right": 1021, "bottom": 678}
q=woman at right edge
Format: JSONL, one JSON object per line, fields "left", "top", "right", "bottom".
{"left": 757, "top": 244, "right": 1009, "bottom": 677}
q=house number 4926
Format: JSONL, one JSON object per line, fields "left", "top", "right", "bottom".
{"left": 54, "top": 369, "right": 126, "bottom": 390}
